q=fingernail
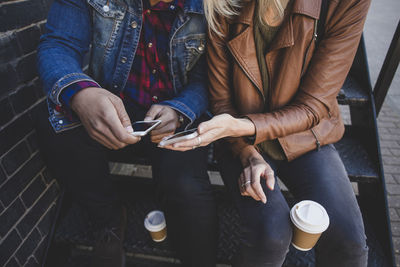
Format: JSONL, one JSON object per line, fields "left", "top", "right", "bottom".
{"left": 126, "top": 126, "right": 133, "bottom": 133}
{"left": 143, "top": 117, "right": 151, "bottom": 121}
{"left": 267, "top": 180, "right": 275, "bottom": 190}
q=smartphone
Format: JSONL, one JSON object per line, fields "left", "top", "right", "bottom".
{"left": 131, "top": 120, "right": 161, "bottom": 136}
{"left": 158, "top": 128, "right": 199, "bottom": 147}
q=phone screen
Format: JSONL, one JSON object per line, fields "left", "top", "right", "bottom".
{"left": 133, "top": 121, "right": 159, "bottom": 132}
{"left": 164, "top": 129, "right": 197, "bottom": 141}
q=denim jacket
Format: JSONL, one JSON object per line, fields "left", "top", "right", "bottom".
{"left": 38, "top": 0, "right": 208, "bottom": 133}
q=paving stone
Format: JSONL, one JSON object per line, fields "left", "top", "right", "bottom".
{"left": 385, "top": 174, "right": 397, "bottom": 184}
{"left": 388, "top": 128, "right": 400, "bottom": 134}
{"left": 383, "top": 165, "right": 400, "bottom": 175}
{"left": 393, "top": 174, "right": 400, "bottom": 184}
{"left": 380, "top": 140, "right": 400, "bottom": 149}
{"left": 377, "top": 127, "right": 389, "bottom": 134}
{"left": 393, "top": 237, "right": 400, "bottom": 254}
{"left": 387, "top": 195, "right": 400, "bottom": 209}
{"left": 381, "top": 147, "right": 393, "bottom": 156}
{"left": 384, "top": 156, "right": 400, "bottom": 166}
{"left": 392, "top": 222, "right": 400, "bottom": 236}
{"left": 387, "top": 184, "right": 400, "bottom": 195}
{"left": 379, "top": 116, "right": 400, "bottom": 123}
{"left": 390, "top": 208, "right": 400, "bottom": 221}
{"left": 378, "top": 121, "right": 397, "bottom": 128}
{"left": 390, "top": 148, "right": 400, "bottom": 157}
{"left": 380, "top": 133, "right": 400, "bottom": 141}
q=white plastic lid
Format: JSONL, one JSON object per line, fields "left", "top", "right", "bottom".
{"left": 290, "top": 200, "right": 329, "bottom": 234}
{"left": 144, "top": 210, "right": 166, "bottom": 232}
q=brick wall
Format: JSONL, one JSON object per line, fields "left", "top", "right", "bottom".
{"left": 0, "top": 0, "right": 60, "bottom": 266}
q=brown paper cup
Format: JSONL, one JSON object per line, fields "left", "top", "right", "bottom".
{"left": 149, "top": 227, "right": 167, "bottom": 242}
{"left": 144, "top": 210, "right": 167, "bottom": 242}
{"left": 291, "top": 224, "right": 322, "bottom": 251}
{"left": 290, "top": 200, "right": 329, "bottom": 251}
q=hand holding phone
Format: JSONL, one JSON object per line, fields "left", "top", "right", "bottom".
{"left": 131, "top": 120, "right": 161, "bottom": 136}
{"left": 158, "top": 128, "right": 199, "bottom": 147}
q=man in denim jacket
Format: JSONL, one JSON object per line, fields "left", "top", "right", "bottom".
{"left": 37, "top": 0, "right": 216, "bottom": 266}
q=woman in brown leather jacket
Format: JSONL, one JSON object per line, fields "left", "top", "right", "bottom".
{"left": 167, "top": 0, "right": 371, "bottom": 266}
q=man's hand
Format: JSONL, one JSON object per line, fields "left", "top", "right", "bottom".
{"left": 70, "top": 87, "right": 140, "bottom": 149}
{"left": 238, "top": 146, "right": 275, "bottom": 204}
{"left": 144, "top": 104, "right": 180, "bottom": 143}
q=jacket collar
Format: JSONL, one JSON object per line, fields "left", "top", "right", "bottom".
{"left": 234, "top": 0, "right": 321, "bottom": 25}
{"left": 227, "top": 0, "right": 321, "bottom": 92}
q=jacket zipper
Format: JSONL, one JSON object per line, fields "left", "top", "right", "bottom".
{"left": 300, "top": 19, "right": 318, "bottom": 77}
{"left": 310, "top": 128, "right": 321, "bottom": 151}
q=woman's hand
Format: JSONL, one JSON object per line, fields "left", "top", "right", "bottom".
{"left": 162, "top": 114, "right": 256, "bottom": 151}
{"left": 238, "top": 146, "right": 275, "bottom": 204}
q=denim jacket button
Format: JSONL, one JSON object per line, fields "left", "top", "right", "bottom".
{"left": 131, "top": 21, "right": 138, "bottom": 29}
{"left": 198, "top": 45, "right": 205, "bottom": 51}
{"left": 58, "top": 120, "right": 63, "bottom": 124}
{"left": 114, "top": 85, "right": 118, "bottom": 89}
{"left": 121, "top": 57, "right": 127, "bottom": 63}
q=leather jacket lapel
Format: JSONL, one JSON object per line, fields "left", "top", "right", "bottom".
{"left": 227, "top": 1, "right": 263, "bottom": 94}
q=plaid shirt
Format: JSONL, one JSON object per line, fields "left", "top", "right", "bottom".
{"left": 60, "top": 0, "right": 184, "bottom": 111}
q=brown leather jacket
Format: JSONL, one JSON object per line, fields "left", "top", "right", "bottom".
{"left": 207, "top": 0, "right": 371, "bottom": 161}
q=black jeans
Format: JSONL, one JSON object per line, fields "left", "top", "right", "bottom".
{"left": 35, "top": 106, "right": 217, "bottom": 267}
{"left": 218, "top": 144, "right": 368, "bottom": 267}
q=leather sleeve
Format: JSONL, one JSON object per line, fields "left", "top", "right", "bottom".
{"left": 207, "top": 18, "right": 253, "bottom": 156}
{"left": 246, "top": 0, "right": 371, "bottom": 145}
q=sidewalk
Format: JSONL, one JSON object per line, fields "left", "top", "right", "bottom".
{"left": 378, "top": 102, "right": 400, "bottom": 266}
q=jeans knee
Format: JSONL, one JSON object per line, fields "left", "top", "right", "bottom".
{"left": 156, "top": 166, "right": 213, "bottom": 210}
{"left": 317, "top": 222, "right": 368, "bottom": 266}
{"left": 244, "top": 219, "right": 292, "bottom": 255}
{"left": 340, "top": 231, "right": 368, "bottom": 258}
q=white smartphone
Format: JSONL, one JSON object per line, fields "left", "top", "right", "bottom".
{"left": 131, "top": 120, "right": 161, "bottom": 136}
{"left": 158, "top": 128, "right": 199, "bottom": 147}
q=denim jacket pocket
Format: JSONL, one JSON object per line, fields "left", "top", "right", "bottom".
{"left": 87, "top": 0, "right": 126, "bottom": 48}
{"left": 184, "top": 35, "right": 206, "bottom": 72}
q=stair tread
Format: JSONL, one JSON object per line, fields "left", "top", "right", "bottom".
{"left": 338, "top": 75, "right": 370, "bottom": 106}
{"left": 336, "top": 126, "right": 379, "bottom": 182}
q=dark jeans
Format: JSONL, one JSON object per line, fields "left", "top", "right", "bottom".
{"left": 35, "top": 106, "right": 217, "bottom": 267}
{"left": 218, "top": 143, "right": 368, "bottom": 267}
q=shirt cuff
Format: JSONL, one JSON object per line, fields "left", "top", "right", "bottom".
{"left": 60, "top": 81, "right": 100, "bottom": 109}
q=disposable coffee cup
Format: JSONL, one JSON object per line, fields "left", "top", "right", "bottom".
{"left": 144, "top": 210, "right": 167, "bottom": 242}
{"left": 290, "top": 200, "right": 329, "bottom": 251}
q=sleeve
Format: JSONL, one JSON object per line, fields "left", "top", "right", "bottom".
{"left": 60, "top": 81, "right": 100, "bottom": 109}
{"left": 37, "top": 0, "right": 99, "bottom": 108}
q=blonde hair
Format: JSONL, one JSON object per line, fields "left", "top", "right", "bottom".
{"left": 204, "top": 0, "right": 286, "bottom": 36}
